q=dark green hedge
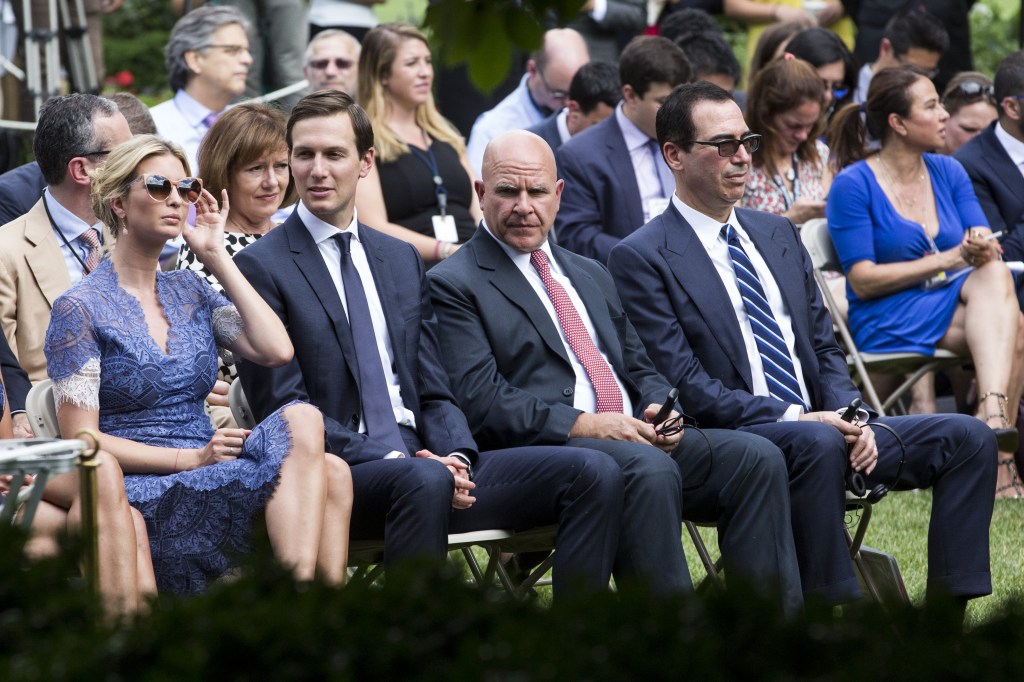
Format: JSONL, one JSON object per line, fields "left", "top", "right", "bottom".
{"left": 2, "top": 524, "right": 1022, "bottom": 680}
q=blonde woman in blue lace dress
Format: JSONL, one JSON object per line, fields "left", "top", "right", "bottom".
{"left": 45, "top": 135, "right": 352, "bottom": 593}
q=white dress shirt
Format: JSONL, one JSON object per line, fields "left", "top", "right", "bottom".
{"left": 150, "top": 90, "right": 218, "bottom": 173}
{"left": 43, "top": 188, "right": 103, "bottom": 286}
{"left": 484, "top": 224, "right": 633, "bottom": 416}
{"left": 616, "top": 104, "right": 671, "bottom": 222}
{"left": 467, "top": 74, "right": 548, "bottom": 177}
{"left": 298, "top": 202, "right": 417, "bottom": 433}
{"left": 995, "top": 121, "right": 1024, "bottom": 183}
{"left": 673, "top": 195, "right": 811, "bottom": 419}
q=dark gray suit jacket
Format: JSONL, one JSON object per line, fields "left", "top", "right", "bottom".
{"left": 427, "top": 227, "right": 672, "bottom": 450}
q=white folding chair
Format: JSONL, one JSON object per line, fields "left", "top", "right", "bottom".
{"left": 228, "top": 379, "right": 256, "bottom": 429}
{"left": 26, "top": 379, "right": 61, "bottom": 438}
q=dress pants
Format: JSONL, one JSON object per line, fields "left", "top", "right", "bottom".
{"left": 346, "top": 439, "right": 625, "bottom": 599}
{"left": 671, "top": 428, "right": 804, "bottom": 617}
{"left": 743, "top": 413, "right": 996, "bottom": 605}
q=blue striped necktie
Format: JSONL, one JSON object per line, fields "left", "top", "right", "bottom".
{"left": 722, "top": 224, "right": 806, "bottom": 409}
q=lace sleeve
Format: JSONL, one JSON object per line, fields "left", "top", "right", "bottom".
{"left": 52, "top": 358, "right": 101, "bottom": 410}
{"left": 212, "top": 305, "right": 243, "bottom": 349}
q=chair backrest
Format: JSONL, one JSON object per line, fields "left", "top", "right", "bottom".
{"left": 799, "top": 218, "right": 842, "bottom": 273}
{"left": 25, "top": 380, "right": 61, "bottom": 438}
{"left": 228, "top": 380, "right": 256, "bottom": 429}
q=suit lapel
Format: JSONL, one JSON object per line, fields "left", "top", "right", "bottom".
{"left": 284, "top": 215, "right": 360, "bottom": 373}
{"left": 474, "top": 230, "right": 572, "bottom": 366}
{"left": 605, "top": 117, "right": 645, "bottom": 228}
{"left": 980, "top": 127, "right": 1023, "bottom": 201}
{"left": 23, "top": 201, "right": 72, "bottom": 308}
{"left": 659, "top": 206, "right": 754, "bottom": 390}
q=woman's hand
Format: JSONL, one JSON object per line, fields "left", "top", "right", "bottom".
{"left": 960, "top": 227, "right": 1002, "bottom": 267}
{"left": 784, "top": 199, "right": 826, "bottom": 225}
{"left": 184, "top": 188, "right": 230, "bottom": 266}
{"left": 188, "top": 427, "right": 251, "bottom": 470}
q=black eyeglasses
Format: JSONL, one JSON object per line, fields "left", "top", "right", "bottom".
{"left": 831, "top": 83, "right": 850, "bottom": 100}
{"left": 687, "top": 134, "right": 762, "bottom": 157}
{"left": 79, "top": 149, "right": 110, "bottom": 159}
{"left": 308, "top": 57, "right": 355, "bottom": 70}
{"left": 654, "top": 411, "right": 699, "bottom": 437}
{"left": 537, "top": 68, "right": 569, "bottom": 102}
{"left": 129, "top": 174, "right": 203, "bottom": 204}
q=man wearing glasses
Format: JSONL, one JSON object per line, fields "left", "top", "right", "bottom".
{"left": 609, "top": 82, "right": 996, "bottom": 614}
{"left": 303, "top": 29, "right": 361, "bottom": 96}
{"left": 150, "top": 6, "right": 254, "bottom": 171}
{"left": 554, "top": 36, "right": 690, "bottom": 264}
{"left": 956, "top": 51, "right": 1024, "bottom": 310}
{"left": 0, "top": 94, "right": 131, "bottom": 432}
{"left": 466, "top": 28, "right": 589, "bottom": 178}
{"left": 427, "top": 129, "right": 803, "bottom": 614}
{"left": 852, "top": 7, "right": 948, "bottom": 104}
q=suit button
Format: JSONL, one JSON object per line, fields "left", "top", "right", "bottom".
{"left": 562, "top": 388, "right": 574, "bottom": 397}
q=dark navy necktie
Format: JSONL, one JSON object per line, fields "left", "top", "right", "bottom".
{"left": 722, "top": 224, "right": 806, "bottom": 409}
{"left": 335, "top": 232, "right": 407, "bottom": 454}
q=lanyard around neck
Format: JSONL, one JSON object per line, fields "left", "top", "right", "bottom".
{"left": 43, "top": 191, "right": 95, "bottom": 274}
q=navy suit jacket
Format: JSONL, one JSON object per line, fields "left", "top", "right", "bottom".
{"left": 555, "top": 114, "right": 644, "bottom": 263}
{"left": 526, "top": 112, "right": 564, "bottom": 157}
{"left": 0, "top": 162, "right": 45, "bottom": 226}
{"left": 0, "top": 329, "right": 29, "bottom": 413}
{"left": 234, "top": 211, "right": 478, "bottom": 466}
{"left": 607, "top": 204, "right": 861, "bottom": 428}
{"left": 954, "top": 121, "right": 1024, "bottom": 264}
{"left": 427, "top": 228, "right": 672, "bottom": 450}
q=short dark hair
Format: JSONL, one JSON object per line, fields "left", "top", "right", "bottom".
{"left": 108, "top": 92, "right": 156, "bottom": 135}
{"left": 287, "top": 90, "right": 374, "bottom": 157}
{"left": 658, "top": 8, "right": 722, "bottom": 44}
{"left": 674, "top": 33, "right": 741, "bottom": 85}
{"left": 34, "top": 93, "right": 119, "bottom": 186}
{"left": 785, "top": 27, "right": 858, "bottom": 108}
{"left": 619, "top": 36, "right": 691, "bottom": 98}
{"left": 568, "top": 61, "right": 621, "bottom": 115}
{"left": 656, "top": 81, "right": 734, "bottom": 152}
{"left": 994, "top": 51, "right": 1024, "bottom": 110}
{"left": 884, "top": 7, "right": 948, "bottom": 58}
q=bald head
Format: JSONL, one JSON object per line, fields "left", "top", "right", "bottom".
{"left": 528, "top": 28, "right": 590, "bottom": 112}
{"left": 478, "top": 130, "right": 563, "bottom": 253}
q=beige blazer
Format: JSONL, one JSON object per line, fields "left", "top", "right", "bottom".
{"left": 0, "top": 198, "right": 113, "bottom": 381}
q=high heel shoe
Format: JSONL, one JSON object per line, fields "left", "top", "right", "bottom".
{"left": 980, "top": 391, "right": 1020, "bottom": 451}
{"left": 996, "top": 457, "right": 1024, "bottom": 499}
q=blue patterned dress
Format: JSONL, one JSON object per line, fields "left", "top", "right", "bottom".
{"left": 44, "top": 259, "right": 295, "bottom": 594}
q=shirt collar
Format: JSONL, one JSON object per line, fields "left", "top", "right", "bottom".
{"left": 555, "top": 108, "right": 571, "bottom": 144}
{"left": 671, "top": 193, "right": 740, "bottom": 251}
{"left": 174, "top": 89, "right": 216, "bottom": 129}
{"left": 297, "top": 201, "right": 359, "bottom": 245}
{"left": 43, "top": 188, "right": 102, "bottom": 241}
{"left": 995, "top": 121, "right": 1024, "bottom": 166}
{"left": 615, "top": 102, "right": 654, "bottom": 153}
{"left": 481, "top": 220, "right": 559, "bottom": 272}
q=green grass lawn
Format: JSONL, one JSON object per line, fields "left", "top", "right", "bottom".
{"left": 685, "top": 491, "right": 1024, "bottom": 627}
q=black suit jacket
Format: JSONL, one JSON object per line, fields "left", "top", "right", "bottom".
{"left": 0, "top": 330, "right": 29, "bottom": 413}
{"left": 234, "top": 211, "right": 478, "bottom": 466}
{"left": 608, "top": 204, "right": 861, "bottom": 428}
{"left": 0, "top": 162, "right": 45, "bottom": 226}
{"left": 954, "top": 121, "right": 1024, "bottom": 264}
{"left": 427, "top": 227, "right": 672, "bottom": 450}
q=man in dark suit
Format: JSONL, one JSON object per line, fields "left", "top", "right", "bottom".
{"left": 555, "top": 36, "right": 690, "bottom": 263}
{"left": 527, "top": 61, "right": 620, "bottom": 158}
{"left": 427, "top": 129, "right": 803, "bottom": 612}
{"left": 956, "top": 50, "right": 1024, "bottom": 307}
{"left": 608, "top": 82, "right": 996, "bottom": 609}
{"left": 0, "top": 332, "right": 31, "bottom": 437}
{"left": 235, "top": 91, "right": 626, "bottom": 598}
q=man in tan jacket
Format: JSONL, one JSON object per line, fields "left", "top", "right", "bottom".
{"left": 0, "top": 94, "right": 130, "bottom": 437}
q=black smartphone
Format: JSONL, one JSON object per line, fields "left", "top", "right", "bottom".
{"left": 651, "top": 388, "right": 679, "bottom": 426}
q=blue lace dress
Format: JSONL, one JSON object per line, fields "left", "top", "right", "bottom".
{"left": 44, "top": 259, "right": 295, "bottom": 594}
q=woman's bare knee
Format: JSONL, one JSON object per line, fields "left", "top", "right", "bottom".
{"left": 281, "top": 404, "right": 325, "bottom": 455}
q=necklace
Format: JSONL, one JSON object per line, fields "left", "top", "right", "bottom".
{"left": 877, "top": 151, "right": 933, "bottom": 233}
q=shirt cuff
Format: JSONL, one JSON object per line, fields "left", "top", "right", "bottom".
{"left": 449, "top": 452, "right": 474, "bottom": 479}
{"left": 384, "top": 451, "right": 405, "bottom": 459}
{"left": 590, "top": 0, "right": 608, "bottom": 22}
{"left": 779, "top": 404, "right": 804, "bottom": 422}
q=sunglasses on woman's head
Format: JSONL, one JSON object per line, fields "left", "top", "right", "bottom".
{"left": 944, "top": 80, "right": 995, "bottom": 104}
{"left": 130, "top": 175, "right": 203, "bottom": 204}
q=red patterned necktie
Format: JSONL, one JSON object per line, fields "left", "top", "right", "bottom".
{"left": 80, "top": 228, "right": 101, "bottom": 273}
{"left": 530, "top": 249, "right": 624, "bottom": 413}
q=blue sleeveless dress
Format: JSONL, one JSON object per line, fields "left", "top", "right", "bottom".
{"left": 44, "top": 259, "right": 295, "bottom": 594}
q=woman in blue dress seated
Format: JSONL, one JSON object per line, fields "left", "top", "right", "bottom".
{"left": 44, "top": 135, "right": 353, "bottom": 592}
{"left": 827, "top": 65, "right": 1024, "bottom": 499}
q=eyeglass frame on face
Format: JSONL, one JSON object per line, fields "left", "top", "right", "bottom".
{"left": 536, "top": 67, "right": 569, "bottom": 103}
{"left": 825, "top": 81, "right": 849, "bottom": 101}
{"left": 200, "top": 43, "right": 250, "bottom": 57}
{"left": 685, "top": 133, "right": 763, "bottom": 157}
{"left": 308, "top": 57, "right": 355, "bottom": 71}
{"left": 79, "top": 149, "right": 111, "bottom": 159}
{"left": 128, "top": 174, "right": 203, "bottom": 205}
